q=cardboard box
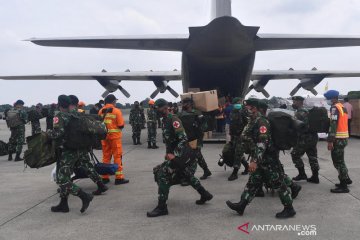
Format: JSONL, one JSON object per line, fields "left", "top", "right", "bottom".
{"left": 181, "top": 90, "right": 219, "bottom": 112}
{"left": 350, "top": 99, "right": 360, "bottom": 136}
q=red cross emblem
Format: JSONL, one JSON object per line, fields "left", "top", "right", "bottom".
{"left": 173, "top": 121, "right": 181, "bottom": 129}
{"left": 53, "top": 117, "right": 59, "bottom": 124}
{"left": 259, "top": 126, "right": 267, "bottom": 134}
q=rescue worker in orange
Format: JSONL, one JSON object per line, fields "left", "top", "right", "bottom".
{"left": 98, "top": 94, "right": 129, "bottom": 185}
{"left": 324, "top": 90, "right": 352, "bottom": 193}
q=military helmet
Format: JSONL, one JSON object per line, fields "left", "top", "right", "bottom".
{"left": 292, "top": 96, "right": 305, "bottom": 101}
{"left": 155, "top": 98, "right": 168, "bottom": 108}
{"left": 58, "top": 95, "right": 71, "bottom": 108}
{"left": 244, "top": 98, "right": 259, "bottom": 108}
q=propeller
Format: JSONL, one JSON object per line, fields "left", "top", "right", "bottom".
{"left": 150, "top": 79, "right": 179, "bottom": 98}
{"left": 97, "top": 69, "right": 131, "bottom": 98}
{"left": 290, "top": 67, "right": 322, "bottom": 96}
{"left": 247, "top": 78, "right": 271, "bottom": 98}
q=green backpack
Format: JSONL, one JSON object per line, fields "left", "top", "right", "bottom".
{"left": 24, "top": 132, "right": 56, "bottom": 168}
{"left": 64, "top": 114, "right": 107, "bottom": 150}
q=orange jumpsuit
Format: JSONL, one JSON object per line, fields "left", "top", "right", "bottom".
{"left": 99, "top": 104, "right": 125, "bottom": 180}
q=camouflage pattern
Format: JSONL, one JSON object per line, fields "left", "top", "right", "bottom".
{"left": 147, "top": 108, "right": 157, "bottom": 144}
{"left": 291, "top": 107, "right": 319, "bottom": 171}
{"left": 31, "top": 120, "right": 41, "bottom": 135}
{"left": 129, "top": 107, "right": 145, "bottom": 139}
{"left": 328, "top": 103, "right": 350, "bottom": 181}
{"left": 240, "top": 112, "right": 293, "bottom": 207}
{"left": 232, "top": 136, "right": 249, "bottom": 169}
{"left": 48, "top": 111, "right": 82, "bottom": 198}
{"left": 8, "top": 108, "right": 27, "bottom": 154}
{"left": 155, "top": 113, "right": 203, "bottom": 201}
{"left": 74, "top": 150, "right": 102, "bottom": 183}
{"left": 46, "top": 108, "right": 56, "bottom": 130}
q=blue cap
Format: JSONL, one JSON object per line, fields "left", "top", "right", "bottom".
{"left": 324, "top": 90, "right": 339, "bottom": 100}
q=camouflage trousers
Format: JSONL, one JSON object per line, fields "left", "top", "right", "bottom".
{"left": 31, "top": 121, "right": 41, "bottom": 136}
{"left": 331, "top": 139, "right": 350, "bottom": 181}
{"left": 8, "top": 125, "right": 25, "bottom": 154}
{"left": 232, "top": 137, "right": 249, "bottom": 170}
{"left": 56, "top": 149, "right": 83, "bottom": 198}
{"left": 291, "top": 134, "right": 319, "bottom": 171}
{"left": 74, "top": 150, "right": 102, "bottom": 184}
{"left": 155, "top": 160, "right": 202, "bottom": 202}
{"left": 241, "top": 163, "right": 293, "bottom": 207}
{"left": 195, "top": 148, "right": 209, "bottom": 171}
{"left": 131, "top": 124, "right": 142, "bottom": 138}
{"left": 147, "top": 122, "right": 157, "bottom": 144}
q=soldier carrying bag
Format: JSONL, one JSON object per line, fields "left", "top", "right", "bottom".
{"left": 6, "top": 109, "right": 23, "bottom": 128}
{"left": 24, "top": 132, "right": 56, "bottom": 168}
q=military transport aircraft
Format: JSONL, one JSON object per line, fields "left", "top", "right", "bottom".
{"left": 2, "top": 0, "right": 360, "bottom": 99}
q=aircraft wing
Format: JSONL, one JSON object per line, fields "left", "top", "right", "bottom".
{"left": 255, "top": 34, "right": 360, "bottom": 51}
{"left": 0, "top": 71, "right": 182, "bottom": 81}
{"left": 26, "top": 35, "right": 189, "bottom": 51}
{"left": 251, "top": 70, "right": 360, "bottom": 80}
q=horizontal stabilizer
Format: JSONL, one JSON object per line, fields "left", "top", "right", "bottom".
{"left": 255, "top": 34, "right": 360, "bottom": 51}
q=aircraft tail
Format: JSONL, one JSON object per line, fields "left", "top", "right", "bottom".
{"left": 211, "top": 0, "right": 232, "bottom": 20}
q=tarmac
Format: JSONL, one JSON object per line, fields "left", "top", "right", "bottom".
{"left": 0, "top": 117, "right": 359, "bottom": 240}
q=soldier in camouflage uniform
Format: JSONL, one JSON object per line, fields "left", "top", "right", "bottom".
{"left": 147, "top": 99, "right": 213, "bottom": 218}
{"left": 290, "top": 96, "right": 320, "bottom": 183}
{"left": 228, "top": 97, "right": 249, "bottom": 181}
{"left": 129, "top": 101, "right": 145, "bottom": 145}
{"left": 68, "top": 95, "right": 108, "bottom": 195}
{"left": 226, "top": 98, "right": 297, "bottom": 219}
{"left": 178, "top": 98, "right": 212, "bottom": 181}
{"left": 30, "top": 103, "right": 43, "bottom": 135}
{"left": 147, "top": 100, "right": 159, "bottom": 149}
{"left": 47, "top": 95, "right": 93, "bottom": 213}
{"left": 7, "top": 100, "right": 28, "bottom": 161}
{"left": 325, "top": 90, "right": 352, "bottom": 193}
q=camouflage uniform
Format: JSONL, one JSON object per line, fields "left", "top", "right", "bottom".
{"left": 328, "top": 104, "right": 350, "bottom": 182}
{"left": 240, "top": 113, "right": 293, "bottom": 206}
{"left": 230, "top": 108, "right": 249, "bottom": 170}
{"left": 8, "top": 108, "right": 27, "bottom": 155}
{"left": 147, "top": 108, "right": 157, "bottom": 145}
{"left": 291, "top": 108, "right": 319, "bottom": 172}
{"left": 154, "top": 113, "right": 203, "bottom": 202}
{"left": 129, "top": 107, "right": 145, "bottom": 141}
{"left": 46, "top": 108, "right": 56, "bottom": 130}
{"left": 31, "top": 120, "right": 41, "bottom": 135}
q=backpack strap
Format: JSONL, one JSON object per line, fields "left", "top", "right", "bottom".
{"left": 89, "top": 150, "right": 100, "bottom": 164}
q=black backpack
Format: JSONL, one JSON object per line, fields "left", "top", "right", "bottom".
{"left": 64, "top": 114, "right": 107, "bottom": 150}
{"left": 267, "top": 111, "right": 300, "bottom": 150}
{"left": 220, "top": 142, "right": 235, "bottom": 167}
{"left": 0, "top": 140, "right": 8, "bottom": 156}
{"left": 178, "top": 112, "right": 204, "bottom": 142}
{"left": 308, "top": 107, "right": 330, "bottom": 133}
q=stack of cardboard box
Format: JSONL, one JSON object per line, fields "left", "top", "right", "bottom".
{"left": 350, "top": 99, "right": 360, "bottom": 137}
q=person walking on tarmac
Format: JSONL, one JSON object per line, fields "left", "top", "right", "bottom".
{"left": 7, "top": 100, "right": 28, "bottom": 161}
{"left": 99, "top": 94, "right": 129, "bottom": 185}
{"left": 130, "top": 101, "right": 145, "bottom": 145}
{"left": 147, "top": 100, "right": 159, "bottom": 149}
{"left": 325, "top": 90, "right": 352, "bottom": 193}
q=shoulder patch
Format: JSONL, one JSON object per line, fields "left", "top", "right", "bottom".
{"left": 173, "top": 121, "right": 181, "bottom": 129}
{"left": 259, "top": 125, "right": 267, "bottom": 134}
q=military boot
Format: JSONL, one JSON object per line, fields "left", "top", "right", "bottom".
{"left": 147, "top": 142, "right": 152, "bottom": 149}
{"left": 292, "top": 167, "right": 307, "bottom": 181}
{"left": 200, "top": 168, "right": 212, "bottom": 180}
{"left": 196, "top": 187, "right": 213, "bottom": 205}
{"left": 132, "top": 137, "right": 137, "bottom": 145}
{"left": 241, "top": 162, "right": 249, "bottom": 175}
{"left": 137, "top": 137, "right": 142, "bottom": 145}
{"left": 147, "top": 200, "right": 168, "bottom": 217}
{"left": 92, "top": 181, "right": 109, "bottom": 195}
{"left": 290, "top": 183, "right": 302, "bottom": 199}
{"left": 335, "top": 178, "right": 352, "bottom": 187}
{"left": 14, "top": 153, "right": 23, "bottom": 162}
{"left": 8, "top": 153, "right": 13, "bottom": 161}
{"left": 152, "top": 143, "right": 159, "bottom": 149}
{"left": 78, "top": 190, "right": 94, "bottom": 213}
{"left": 51, "top": 197, "right": 69, "bottom": 213}
{"left": 228, "top": 168, "right": 239, "bottom": 181}
{"left": 226, "top": 199, "right": 248, "bottom": 215}
{"left": 307, "top": 170, "right": 320, "bottom": 184}
{"left": 275, "top": 205, "right": 296, "bottom": 219}
{"left": 331, "top": 180, "right": 350, "bottom": 193}
{"left": 255, "top": 187, "right": 265, "bottom": 197}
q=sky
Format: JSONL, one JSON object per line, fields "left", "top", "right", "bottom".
{"left": 0, "top": 0, "right": 360, "bottom": 105}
